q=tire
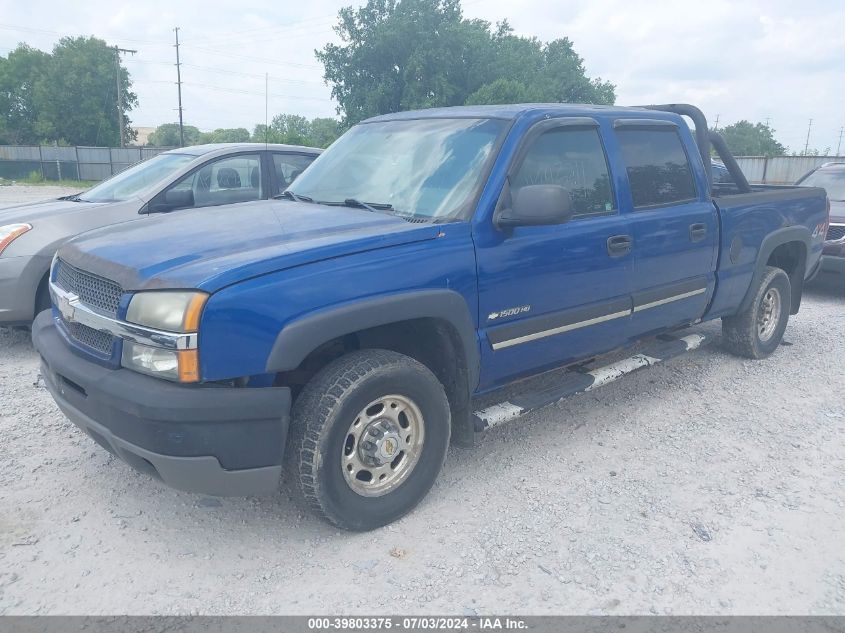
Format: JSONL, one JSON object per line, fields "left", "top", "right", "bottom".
{"left": 289, "top": 349, "right": 451, "bottom": 531}
{"left": 722, "top": 266, "right": 791, "bottom": 359}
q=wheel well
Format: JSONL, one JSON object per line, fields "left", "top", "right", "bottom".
{"left": 766, "top": 241, "right": 806, "bottom": 314}
{"left": 278, "top": 318, "right": 471, "bottom": 415}
{"left": 34, "top": 272, "right": 51, "bottom": 314}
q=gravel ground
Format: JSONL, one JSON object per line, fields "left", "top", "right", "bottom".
{"left": 0, "top": 187, "right": 843, "bottom": 616}
{"left": 0, "top": 184, "right": 80, "bottom": 209}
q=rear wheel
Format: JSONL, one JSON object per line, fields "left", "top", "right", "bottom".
{"left": 289, "top": 349, "right": 451, "bottom": 531}
{"left": 722, "top": 266, "right": 791, "bottom": 359}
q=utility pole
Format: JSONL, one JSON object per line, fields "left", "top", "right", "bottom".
{"left": 713, "top": 114, "right": 720, "bottom": 131}
{"left": 804, "top": 118, "right": 813, "bottom": 155}
{"left": 764, "top": 116, "right": 771, "bottom": 128}
{"left": 112, "top": 46, "right": 137, "bottom": 148}
{"left": 174, "top": 27, "right": 185, "bottom": 147}
{"left": 837, "top": 127, "right": 843, "bottom": 157}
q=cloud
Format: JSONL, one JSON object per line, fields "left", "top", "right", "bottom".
{"left": 1, "top": 0, "right": 843, "bottom": 152}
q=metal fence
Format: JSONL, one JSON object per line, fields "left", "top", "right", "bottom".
{"left": 0, "top": 145, "right": 173, "bottom": 181}
{"left": 1, "top": 144, "right": 843, "bottom": 186}
{"left": 734, "top": 155, "right": 845, "bottom": 185}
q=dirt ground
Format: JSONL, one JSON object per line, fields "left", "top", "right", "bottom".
{"left": 0, "top": 185, "right": 843, "bottom": 615}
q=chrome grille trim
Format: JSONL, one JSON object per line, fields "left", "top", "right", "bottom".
{"left": 49, "top": 280, "right": 198, "bottom": 351}
{"left": 826, "top": 224, "right": 845, "bottom": 242}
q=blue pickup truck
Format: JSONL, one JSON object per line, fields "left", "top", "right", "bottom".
{"left": 33, "top": 103, "right": 829, "bottom": 530}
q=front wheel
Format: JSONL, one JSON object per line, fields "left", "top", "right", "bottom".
{"left": 289, "top": 349, "right": 451, "bottom": 531}
{"left": 722, "top": 265, "right": 791, "bottom": 359}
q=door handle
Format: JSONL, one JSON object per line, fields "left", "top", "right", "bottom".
{"left": 689, "top": 223, "right": 707, "bottom": 242}
{"left": 607, "top": 234, "right": 632, "bottom": 257}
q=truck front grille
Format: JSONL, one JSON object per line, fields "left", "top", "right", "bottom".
{"left": 65, "top": 320, "right": 115, "bottom": 355}
{"left": 55, "top": 259, "right": 123, "bottom": 316}
{"left": 826, "top": 225, "right": 845, "bottom": 242}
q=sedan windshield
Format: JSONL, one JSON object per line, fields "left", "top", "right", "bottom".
{"left": 799, "top": 169, "right": 845, "bottom": 201}
{"left": 79, "top": 153, "right": 195, "bottom": 203}
{"left": 290, "top": 117, "right": 507, "bottom": 220}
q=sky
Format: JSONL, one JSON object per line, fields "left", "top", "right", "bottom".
{"left": 1, "top": 0, "right": 843, "bottom": 153}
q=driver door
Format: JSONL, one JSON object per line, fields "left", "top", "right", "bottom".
{"left": 474, "top": 120, "right": 634, "bottom": 390}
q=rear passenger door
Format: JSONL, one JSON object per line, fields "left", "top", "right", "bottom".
{"left": 614, "top": 120, "right": 718, "bottom": 336}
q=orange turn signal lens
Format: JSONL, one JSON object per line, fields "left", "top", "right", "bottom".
{"left": 182, "top": 293, "right": 208, "bottom": 331}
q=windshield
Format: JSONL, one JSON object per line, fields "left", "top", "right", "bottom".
{"left": 799, "top": 168, "right": 845, "bottom": 201}
{"left": 79, "top": 153, "right": 195, "bottom": 203}
{"left": 290, "top": 117, "right": 507, "bottom": 220}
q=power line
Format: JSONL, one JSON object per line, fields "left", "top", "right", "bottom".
{"left": 182, "top": 81, "right": 332, "bottom": 103}
{"left": 178, "top": 44, "right": 321, "bottom": 69}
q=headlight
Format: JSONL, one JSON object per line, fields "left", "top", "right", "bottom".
{"left": 126, "top": 291, "right": 208, "bottom": 332}
{"left": 0, "top": 223, "right": 32, "bottom": 256}
{"left": 122, "top": 341, "right": 199, "bottom": 383}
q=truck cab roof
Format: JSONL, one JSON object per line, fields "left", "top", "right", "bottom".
{"left": 363, "top": 103, "right": 674, "bottom": 123}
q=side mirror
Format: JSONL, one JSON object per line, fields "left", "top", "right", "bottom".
{"left": 497, "top": 185, "right": 574, "bottom": 228}
{"left": 149, "top": 188, "right": 194, "bottom": 213}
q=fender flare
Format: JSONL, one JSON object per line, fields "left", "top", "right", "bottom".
{"left": 265, "top": 289, "right": 480, "bottom": 389}
{"left": 738, "top": 226, "right": 810, "bottom": 315}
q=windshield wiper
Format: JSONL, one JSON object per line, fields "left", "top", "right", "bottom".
{"left": 58, "top": 193, "right": 86, "bottom": 202}
{"left": 274, "top": 190, "right": 313, "bottom": 203}
{"left": 340, "top": 198, "right": 394, "bottom": 214}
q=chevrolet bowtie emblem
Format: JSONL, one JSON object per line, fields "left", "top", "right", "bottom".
{"left": 57, "top": 293, "right": 79, "bottom": 322}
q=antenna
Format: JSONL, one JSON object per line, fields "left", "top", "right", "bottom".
{"left": 265, "top": 72, "right": 269, "bottom": 149}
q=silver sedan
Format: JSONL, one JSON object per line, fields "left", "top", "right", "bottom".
{"left": 0, "top": 143, "right": 320, "bottom": 325}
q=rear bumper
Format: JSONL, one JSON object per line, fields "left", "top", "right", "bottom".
{"left": 32, "top": 311, "right": 291, "bottom": 496}
{"left": 0, "top": 254, "right": 49, "bottom": 325}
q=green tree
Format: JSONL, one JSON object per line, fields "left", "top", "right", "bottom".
{"left": 317, "top": 0, "right": 615, "bottom": 125}
{"left": 308, "top": 118, "right": 342, "bottom": 147}
{"left": 718, "top": 120, "right": 786, "bottom": 157}
{"left": 148, "top": 123, "right": 203, "bottom": 146}
{"left": 32, "top": 37, "right": 137, "bottom": 146}
{"left": 0, "top": 44, "right": 50, "bottom": 144}
{"left": 201, "top": 127, "right": 251, "bottom": 143}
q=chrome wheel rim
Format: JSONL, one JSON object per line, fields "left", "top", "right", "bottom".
{"left": 341, "top": 394, "right": 425, "bottom": 497}
{"left": 758, "top": 287, "right": 781, "bottom": 342}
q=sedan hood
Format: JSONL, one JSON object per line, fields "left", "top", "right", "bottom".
{"left": 0, "top": 197, "right": 111, "bottom": 224}
{"left": 59, "top": 200, "right": 441, "bottom": 292}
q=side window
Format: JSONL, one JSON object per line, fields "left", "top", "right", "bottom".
{"left": 273, "top": 153, "right": 316, "bottom": 192}
{"left": 158, "top": 154, "right": 263, "bottom": 211}
{"left": 616, "top": 128, "right": 697, "bottom": 208}
{"left": 511, "top": 127, "right": 615, "bottom": 219}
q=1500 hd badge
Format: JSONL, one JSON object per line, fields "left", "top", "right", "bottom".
{"left": 488, "top": 305, "right": 531, "bottom": 321}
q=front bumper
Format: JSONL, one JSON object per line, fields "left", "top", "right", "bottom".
{"left": 32, "top": 311, "right": 291, "bottom": 496}
{"left": 0, "top": 254, "right": 50, "bottom": 325}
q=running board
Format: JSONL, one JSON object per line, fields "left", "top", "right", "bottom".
{"left": 472, "top": 333, "right": 707, "bottom": 432}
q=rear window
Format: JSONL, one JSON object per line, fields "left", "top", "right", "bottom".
{"left": 798, "top": 168, "right": 845, "bottom": 201}
{"left": 617, "top": 128, "right": 697, "bottom": 208}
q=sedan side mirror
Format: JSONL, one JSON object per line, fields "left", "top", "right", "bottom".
{"left": 497, "top": 185, "right": 574, "bottom": 228}
{"left": 148, "top": 188, "right": 195, "bottom": 213}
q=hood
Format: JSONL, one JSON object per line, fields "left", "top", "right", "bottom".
{"left": 59, "top": 200, "right": 441, "bottom": 292}
{"left": 830, "top": 200, "right": 845, "bottom": 224}
{"left": 0, "top": 197, "right": 112, "bottom": 225}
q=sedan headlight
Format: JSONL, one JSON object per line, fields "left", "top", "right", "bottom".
{"left": 0, "top": 223, "right": 32, "bottom": 256}
{"left": 126, "top": 291, "right": 208, "bottom": 332}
